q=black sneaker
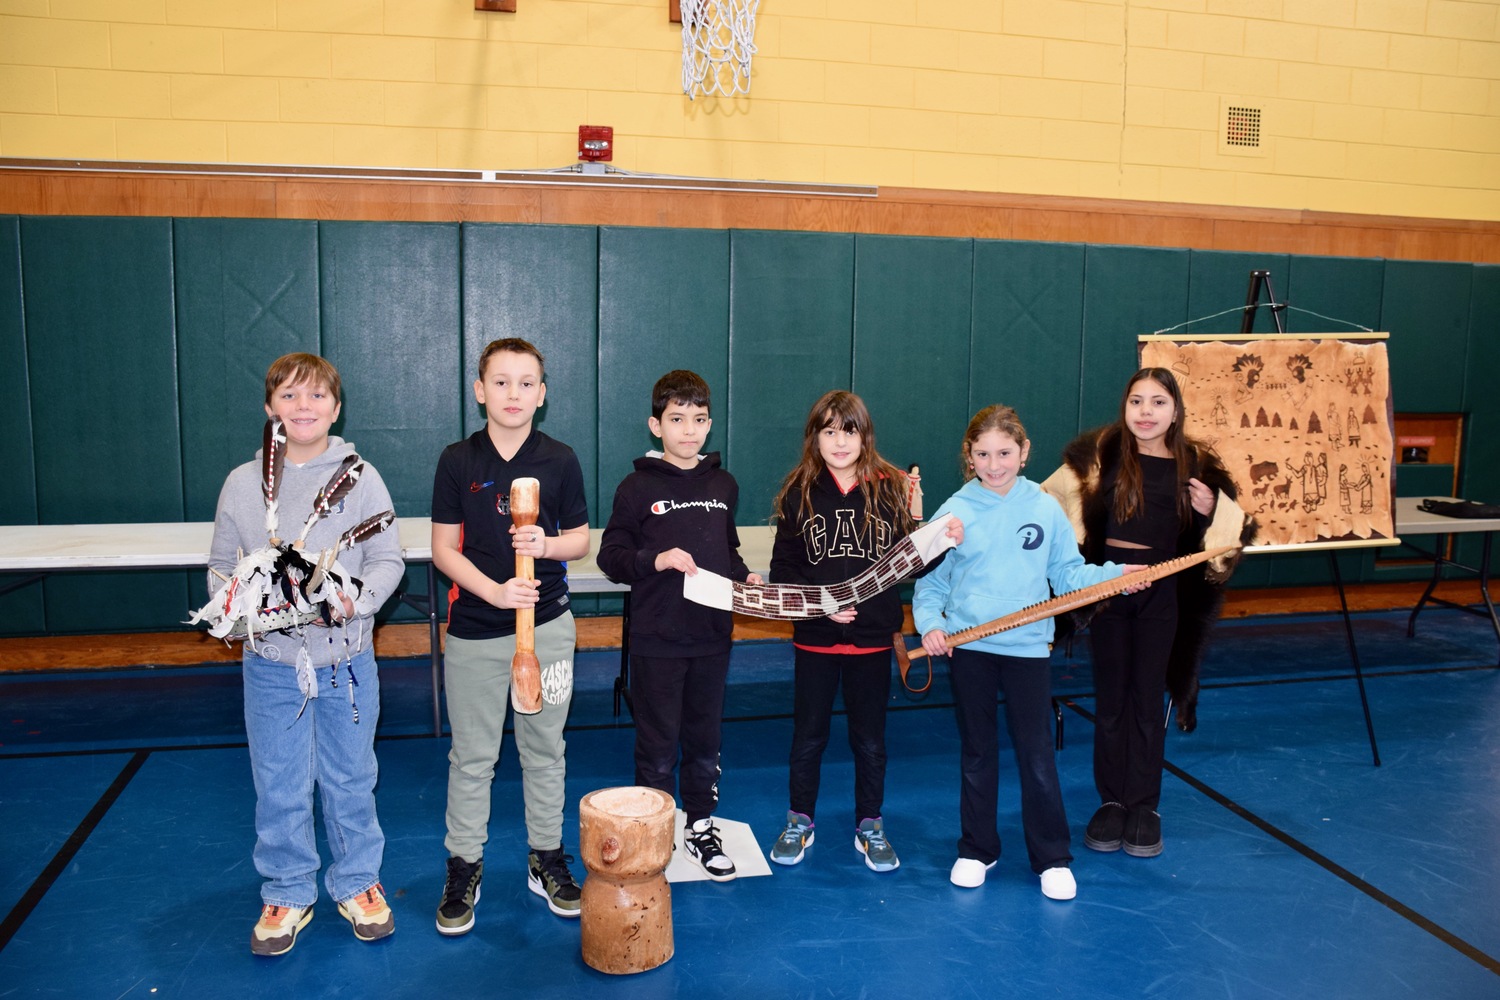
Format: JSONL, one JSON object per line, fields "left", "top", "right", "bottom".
{"left": 1123, "top": 807, "right": 1163, "bottom": 858}
{"left": 528, "top": 846, "right": 582, "bottom": 917}
{"left": 436, "top": 855, "right": 483, "bottom": 936}
{"left": 685, "top": 817, "right": 737, "bottom": 882}
{"left": 1084, "top": 802, "right": 1127, "bottom": 853}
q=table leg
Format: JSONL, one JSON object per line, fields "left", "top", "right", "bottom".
{"left": 1477, "top": 534, "right": 1499, "bottom": 666}
{"left": 613, "top": 592, "right": 633, "bottom": 718}
{"left": 1406, "top": 535, "right": 1446, "bottom": 639}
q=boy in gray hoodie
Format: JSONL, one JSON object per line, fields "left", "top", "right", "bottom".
{"left": 207, "top": 353, "right": 404, "bottom": 956}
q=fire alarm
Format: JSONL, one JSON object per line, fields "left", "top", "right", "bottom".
{"left": 578, "top": 125, "right": 613, "bottom": 162}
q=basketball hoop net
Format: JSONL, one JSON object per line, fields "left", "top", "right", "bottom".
{"left": 680, "top": 0, "right": 759, "bottom": 100}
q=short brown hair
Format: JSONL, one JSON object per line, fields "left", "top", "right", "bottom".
{"left": 651, "top": 369, "right": 711, "bottom": 418}
{"left": 265, "top": 353, "right": 341, "bottom": 404}
{"left": 477, "top": 338, "right": 545, "bottom": 380}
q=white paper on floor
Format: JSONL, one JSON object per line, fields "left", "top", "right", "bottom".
{"left": 665, "top": 810, "right": 774, "bottom": 882}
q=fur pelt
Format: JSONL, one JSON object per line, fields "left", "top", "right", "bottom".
{"left": 1051, "top": 428, "right": 1256, "bottom": 732}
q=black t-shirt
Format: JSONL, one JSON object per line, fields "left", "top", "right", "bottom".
{"left": 431, "top": 428, "right": 589, "bottom": 639}
{"left": 1104, "top": 453, "right": 1181, "bottom": 552}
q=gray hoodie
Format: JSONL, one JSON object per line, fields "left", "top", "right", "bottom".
{"left": 207, "top": 436, "right": 404, "bottom": 668}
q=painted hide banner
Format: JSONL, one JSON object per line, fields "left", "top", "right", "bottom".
{"left": 1139, "top": 335, "right": 1395, "bottom": 549}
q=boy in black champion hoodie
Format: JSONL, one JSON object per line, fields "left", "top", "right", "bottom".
{"left": 597, "top": 370, "right": 761, "bottom": 882}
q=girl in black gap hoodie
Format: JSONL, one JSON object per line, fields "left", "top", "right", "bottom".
{"left": 766, "top": 390, "right": 961, "bottom": 874}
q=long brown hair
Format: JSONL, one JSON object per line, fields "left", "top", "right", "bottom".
{"left": 772, "top": 390, "right": 915, "bottom": 536}
{"left": 1104, "top": 366, "right": 1196, "bottom": 525}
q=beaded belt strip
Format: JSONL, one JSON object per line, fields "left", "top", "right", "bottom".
{"left": 682, "top": 513, "right": 958, "bottom": 620}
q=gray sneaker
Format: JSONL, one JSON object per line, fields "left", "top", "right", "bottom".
{"left": 435, "top": 855, "right": 482, "bottom": 936}
{"left": 855, "top": 817, "right": 899, "bottom": 872}
{"left": 770, "top": 811, "right": 814, "bottom": 866}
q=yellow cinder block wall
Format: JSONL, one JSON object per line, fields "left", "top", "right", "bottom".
{"left": 1, "top": 0, "right": 1497, "bottom": 221}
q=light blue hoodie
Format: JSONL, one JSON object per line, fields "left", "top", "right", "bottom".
{"left": 912, "top": 477, "right": 1120, "bottom": 658}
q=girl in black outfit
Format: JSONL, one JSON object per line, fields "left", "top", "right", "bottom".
{"left": 1044, "top": 368, "right": 1252, "bottom": 859}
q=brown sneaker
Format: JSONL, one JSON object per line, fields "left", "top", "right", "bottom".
{"left": 338, "top": 883, "right": 395, "bottom": 941}
{"left": 250, "top": 903, "right": 313, "bottom": 956}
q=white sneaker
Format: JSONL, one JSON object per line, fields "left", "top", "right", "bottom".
{"left": 949, "top": 858, "right": 996, "bottom": 888}
{"left": 1040, "top": 866, "right": 1077, "bottom": 900}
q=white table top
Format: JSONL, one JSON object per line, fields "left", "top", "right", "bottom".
{"left": 1393, "top": 497, "right": 1500, "bottom": 536}
{"left": 0, "top": 518, "right": 778, "bottom": 595}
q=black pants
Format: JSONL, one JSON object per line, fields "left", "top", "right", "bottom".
{"left": 630, "top": 652, "right": 731, "bottom": 823}
{"left": 1089, "top": 543, "right": 1179, "bottom": 812}
{"left": 950, "top": 648, "right": 1071, "bottom": 874}
{"left": 788, "top": 648, "right": 891, "bottom": 830}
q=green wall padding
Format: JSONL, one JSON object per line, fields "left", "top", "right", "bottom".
{"left": 971, "top": 240, "right": 1087, "bottom": 470}
{"left": 0, "top": 216, "right": 43, "bottom": 629}
{"left": 175, "top": 218, "right": 322, "bottom": 522}
{"left": 22, "top": 216, "right": 187, "bottom": 632}
{"left": 727, "top": 230, "right": 855, "bottom": 526}
{"left": 1285, "top": 255, "right": 1384, "bottom": 336}
{"left": 596, "top": 226, "right": 731, "bottom": 510}
{"left": 461, "top": 223, "right": 601, "bottom": 613}
{"left": 1079, "top": 245, "right": 1191, "bottom": 429}
{"left": 319, "top": 222, "right": 462, "bottom": 518}
{"left": 4, "top": 217, "right": 1498, "bottom": 636}
{"left": 1186, "top": 251, "right": 1291, "bottom": 335}
{"left": 852, "top": 234, "right": 974, "bottom": 512}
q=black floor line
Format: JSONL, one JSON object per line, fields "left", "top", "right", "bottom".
{"left": 1062, "top": 699, "right": 1500, "bottom": 978}
{"left": 0, "top": 750, "right": 150, "bottom": 954}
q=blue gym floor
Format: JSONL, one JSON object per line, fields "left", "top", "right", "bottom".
{"left": 2, "top": 609, "right": 1498, "bottom": 999}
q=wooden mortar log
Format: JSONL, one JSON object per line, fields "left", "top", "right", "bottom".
{"left": 579, "top": 786, "right": 676, "bottom": 975}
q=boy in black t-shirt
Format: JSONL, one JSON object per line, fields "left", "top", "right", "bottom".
{"left": 430, "top": 338, "right": 590, "bottom": 934}
{"left": 597, "top": 370, "right": 761, "bottom": 881}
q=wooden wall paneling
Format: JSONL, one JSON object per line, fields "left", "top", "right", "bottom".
{"left": 0, "top": 215, "right": 44, "bottom": 633}
{"left": 3, "top": 166, "right": 1500, "bottom": 263}
{"left": 969, "top": 240, "right": 1088, "bottom": 468}
{"left": 850, "top": 234, "right": 975, "bottom": 512}
{"left": 21, "top": 216, "right": 188, "bottom": 633}
{"left": 726, "top": 230, "right": 856, "bottom": 523}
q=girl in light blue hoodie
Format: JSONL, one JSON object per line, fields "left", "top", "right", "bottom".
{"left": 913, "top": 404, "right": 1144, "bottom": 901}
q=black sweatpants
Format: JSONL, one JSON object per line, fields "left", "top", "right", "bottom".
{"left": 950, "top": 647, "right": 1072, "bottom": 874}
{"left": 630, "top": 652, "right": 731, "bottom": 823}
{"left": 1089, "top": 542, "right": 1179, "bottom": 812}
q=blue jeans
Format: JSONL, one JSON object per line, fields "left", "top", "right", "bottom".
{"left": 243, "top": 644, "right": 384, "bottom": 907}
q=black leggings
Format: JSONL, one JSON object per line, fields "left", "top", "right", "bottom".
{"left": 787, "top": 648, "right": 891, "bottom": 829}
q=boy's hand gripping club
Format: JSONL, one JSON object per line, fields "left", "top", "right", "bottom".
{"left": 510, "top": 478, "right": 544, "bottom": 715}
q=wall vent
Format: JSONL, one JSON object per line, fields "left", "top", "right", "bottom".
{"left": 1218, "top": 98, "right": 1268, "bottom": 157}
